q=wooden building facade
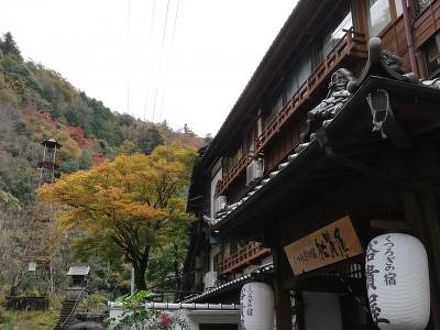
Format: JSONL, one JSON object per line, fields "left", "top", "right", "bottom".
{"left": 183, "top": 1, "right": 440, "bottom": 329}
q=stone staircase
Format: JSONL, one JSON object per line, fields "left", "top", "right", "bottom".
{"left": 54, "top": 298, "right": 78, "bottom": 329}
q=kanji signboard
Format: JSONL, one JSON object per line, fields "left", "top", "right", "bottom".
{"left": 284, "top": 216, "right": 363, "bottom": 275}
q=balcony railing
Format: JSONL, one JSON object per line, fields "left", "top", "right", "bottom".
{"left": 255, "top": 29, "right": 366, "bottom": 153}
{"left": 216, "top": 29, "right": 366, "bottom": 197}
{"left": 217, "top": 242, "right": 270, "bottom": 276}
{"left": 216, "top": 155, "right": 251, "bottom": 197}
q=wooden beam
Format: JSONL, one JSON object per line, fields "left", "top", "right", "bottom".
{"left": 272, "top": 246, "right": 293, "bottom": 330}
{"left": 403, "top": 189, "right": 440, "bottom": 330}
{"left": 419, "top": 190, "right": 440, "bottom": 330}
{"left": 294, "top": 277, "right": 364, "bottom": 294}
{"left": 369, "top": 219, "right": 413, "bottom": 231}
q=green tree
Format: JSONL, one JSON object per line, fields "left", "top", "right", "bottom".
{"left": 139, "top": 127, "right": 164, "bottom": 155}
{"left": 0, "top": 32, "right": 22, "bottom": 60}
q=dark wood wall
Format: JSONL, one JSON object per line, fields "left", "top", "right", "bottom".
{"left": 414, "top": 0, "right": 440, "bottom": 47}
{"left": 264, "top": 112, "right": 307, "bottom": 175}
{"left": 223, "top": 0, "right": 440, "bottom": 204}
{"left": 414, "top": 0, "right": 440, "bottom": 75}
{"left": 380, "top": 17, "right": 411, "bottom": 71}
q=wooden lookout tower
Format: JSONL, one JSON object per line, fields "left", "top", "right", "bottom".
{"left": 7, "top": 139, "right": 62, "bottom": 309}
{"left": 38, "top": 138, "right": 61, "bottom": 185}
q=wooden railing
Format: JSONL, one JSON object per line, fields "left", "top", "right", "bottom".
{"left": 217, "top": 242, "right": 270, "bottom": 276}
{"left": 216, "top": 29, "right": 366, "bottom": 197}
{"left": 216, "top": 155, "right": 251, "bottom": 197}
{"left": 255, "top": 29, "right": 366, "bottom": 153}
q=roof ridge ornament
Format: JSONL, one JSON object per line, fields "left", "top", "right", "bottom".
{"left": 349, "top": 37, "right": 419, "bottom": 93}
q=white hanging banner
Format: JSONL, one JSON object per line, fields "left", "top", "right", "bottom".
{"left": 240, "top": 282, "right": 274, "bottom": 330}
{"left": 365, "top": 233, "right": 430, "bottom": 330}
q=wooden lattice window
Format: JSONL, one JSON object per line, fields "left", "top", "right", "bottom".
{"left": 424, "top": 32, "right": 440, "bottom": 77}
{"left": 416, "top": 0, "right": 432, "bottom": 15}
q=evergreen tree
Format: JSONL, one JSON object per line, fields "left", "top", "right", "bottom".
{"left": 0, "top": 32, "right": 22, "bottom": 60}
{"left": 139, "top": 127, "right": 164, "bottom": 155}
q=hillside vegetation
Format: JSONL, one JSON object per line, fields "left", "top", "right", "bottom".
{"left": 0, "top": 32, "right": 204, "bottom": 205}
{"left": 0, "top": 33, "right": 205, "bottom": 325}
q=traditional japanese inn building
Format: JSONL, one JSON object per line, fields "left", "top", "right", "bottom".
{"left": 183, "top": 1, "right": 440, "bottom": 329}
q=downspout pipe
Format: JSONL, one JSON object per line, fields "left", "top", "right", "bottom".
{"left": 401, "top": 0, "right": 419, "bottom": 75}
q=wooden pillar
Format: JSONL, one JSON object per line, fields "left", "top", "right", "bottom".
{"left": 272, "top": 246, "right": 293, "bottom": 330}
{"left": 420, "top": 190, "right": 440, "bottom": 330}
{"left": 403, "top": 190, "right": 440, "bottom": 330}
{"left": 294, "top": 291, "right": 306, "bottom": 330}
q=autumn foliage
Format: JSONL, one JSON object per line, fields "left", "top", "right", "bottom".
{"left": 39, "top": 144, "right": 198, "bottom": 290}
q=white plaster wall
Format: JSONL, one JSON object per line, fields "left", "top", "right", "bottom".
{"left": 183, "top": 310, "right": 239, "bottom": 330}
{"left": 210, "top": 160, "right": 222, "bottom": 218}
{"left": 303, "top": 292, "right": 342, "bottom": 330}
{"left": 108, "top": 304, "right": 240, "bottom": 330}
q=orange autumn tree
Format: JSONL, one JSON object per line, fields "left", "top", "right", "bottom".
{"left": 39, "top": 144, "right": 198, "bottom": 290}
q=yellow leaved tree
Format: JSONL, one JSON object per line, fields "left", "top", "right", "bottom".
{"left": 39, "top": 144, "right": 198, "bottom": 290}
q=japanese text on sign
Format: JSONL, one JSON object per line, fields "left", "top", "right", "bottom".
{"left": 284, "top": 216, "right": 363, "bottom": 275}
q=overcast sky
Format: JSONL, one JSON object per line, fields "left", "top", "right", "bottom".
{"left": 1, "top": 0, "right": 298, "bottom": 137}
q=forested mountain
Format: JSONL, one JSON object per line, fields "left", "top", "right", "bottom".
{"left": 0, "top": 32, "right": 204, "bottom": 205}
{"left": 0, "top": 35, "right": 205, "bottom": 326}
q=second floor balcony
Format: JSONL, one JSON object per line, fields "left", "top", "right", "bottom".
{"left": 216, "top": 29, "right": 367, "bottom": 198}
{"left": 217, "top": 241, "right": 270, "bottom": 276}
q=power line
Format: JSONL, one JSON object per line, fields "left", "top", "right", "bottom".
{"left": 161, "top": 0, "right": 172, "bottom": 53}
{"left": 159, "top": 0, "right": 182, "bottom": 122}
{"left": 143, "top": 0, "right": 157, "bottom": 122}
{"left": 126, "top": 0, "right": 132, "bottom": 114}
{"left": 171, "top": 0, "right": 181, "bottom": 42}
{"left": 152, "top": 0, "right": 171, "bottom": 123}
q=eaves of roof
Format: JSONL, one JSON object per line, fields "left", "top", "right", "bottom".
{"left": 210, "top": 75, "right": 440, "bottom": 236}
{"left": 181, "top": 263, "right": 274, "bottom": 303}
{"left": 199, "top": 0, "right": 334, "bottom": 171}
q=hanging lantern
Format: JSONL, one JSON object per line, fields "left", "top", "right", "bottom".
{"left": 240, "top": 282, "right": 274, "bottom": 330}
{"left": 365, "top": 233, "right": 430, "bottom": 330}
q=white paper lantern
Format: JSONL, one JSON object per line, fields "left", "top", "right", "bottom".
{"left": 365, "top": 233, "right": 430, "bottom": 330}
{"left": 240, "top": 282, "right": 274, "bottom": 330}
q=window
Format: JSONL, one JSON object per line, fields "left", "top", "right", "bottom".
{"left": 222, "top": 147, "right": 243, "bottom": 177}
{"left": 395, "top": 0, "right": 404, "bottom": 17}
{"left": 230, "top": 240, "right": 238, "bottom": 255}
{"left": 368, "top": 0, "right": 392, "bottom": 36}
{"left": 323, "top": 12, "right": 353, "bottom": 57}
{"left": 424, "top": 32, "right": 440, "bottom": 77}
{"left": 416, "top": 0, "right": 432, "bottom": 15}
{"left": 315, "top": 2, "right": 353, "bottom": 68}
{"left": 245, "top": 130, "right": 255, "bottom": 156}
{"left": 213, "top": 252, "right": 221, "bottom": 272}
{"left": 285, "top": 54, "right": 311, "bottom": 100}
{"left": 312, "top": 41, "right": 324, "bottom": 70}
{"left": 263, "top": 86, "right": 285, "bottom": 128}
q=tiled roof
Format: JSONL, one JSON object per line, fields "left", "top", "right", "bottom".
{"left": 182, "top": 263, "right": 274, "bottom": 303}
{"left": 67, "top": 265, "right": 90, "bottom": 276}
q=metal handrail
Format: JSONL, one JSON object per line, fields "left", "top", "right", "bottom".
{"left": 60, "top": 287, "right": 85, "bottom": 329}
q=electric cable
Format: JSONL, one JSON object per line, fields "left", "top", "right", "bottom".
{"left": 126, "top": 0, "right": 132, "bottom": 114}
{"left": 152, "top": 0, "right": 171, "bottom": 123}
{"left": 159, "top": 0, "right": 182, "bottom": 122}
{"left": 143, "top": 0, "right": 157, "bottom": 121}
